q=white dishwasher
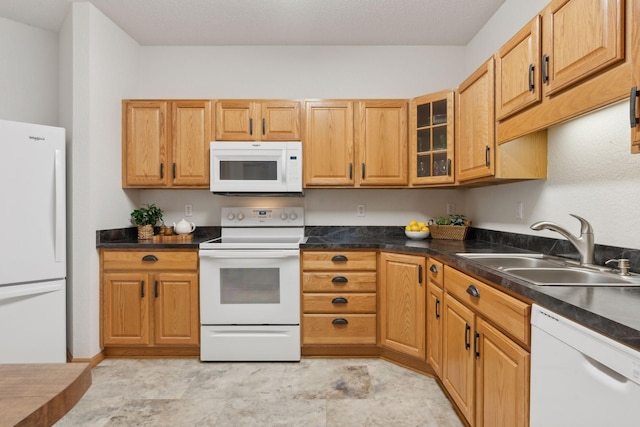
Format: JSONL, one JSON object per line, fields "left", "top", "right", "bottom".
{"left": 530, "top": 305, "right": 640, "bottom": 427}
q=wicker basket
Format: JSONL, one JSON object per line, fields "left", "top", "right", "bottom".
{"left": 137, "top": 224, "right": 154, "bottom": 240}
{"left": 429, "top": 224, "right": 470, "bottom": 240}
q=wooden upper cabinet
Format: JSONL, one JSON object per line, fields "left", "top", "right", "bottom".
{"left": 456, "top": 58, "right": 496, "bottom": 182}
{"left": 123, "top": 100, "right": 211, "bottom": 188}
{"left": 542, "top": 0, "right": 624, "bottom": 96}
{"left": 356, "top": 100, "right": 408, "bottom": 186}
{"left": 495, "top": 16, "right": 542, "bottom": 120}
{"left": 123, "top": 101, "right": 168, "bottom": 187}
{"left": 171, "top": 100, "right": 211, "bottom": 187}
{"left": 304, "top": 100, "right": 355, "bottom": 186}
{"left": 410, "top": 91, "right": 455, "bottom": 185}
{"left": 215, "top": 100, "right": 301, "bottom": 141}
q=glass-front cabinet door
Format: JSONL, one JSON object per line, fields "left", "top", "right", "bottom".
{"left": 410, "top": 90, "right": 455, "bottom": 185}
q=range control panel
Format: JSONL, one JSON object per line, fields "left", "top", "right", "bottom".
{"left": 221, "top": 207, "right": 304, "bottom": 227}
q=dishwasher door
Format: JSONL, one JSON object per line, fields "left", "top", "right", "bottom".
{"left": 530, "top": 305, "right": 640, "bottom": 427}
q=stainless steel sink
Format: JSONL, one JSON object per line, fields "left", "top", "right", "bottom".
{"left": 457, "top": 253, "right": 567, "bottom": 269}
{"left": 457, "top": 253, "right": 640, "bottom": 286}
{"left": 502, "top": 267, "right": 640, "bottom": 286}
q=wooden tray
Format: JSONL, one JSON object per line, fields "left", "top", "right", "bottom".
{"left": 151, "top": 234, "right": 193, "bottom": 242}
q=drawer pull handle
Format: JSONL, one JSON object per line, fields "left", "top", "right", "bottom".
{"left": 466, "top": 285, "right": 480, "bottom": 298}
{"left": 331, "top": 276, "right": 348, "bottom": 283}
{"left": 331, "top": 297, "right": 348, "bottom": 304}
{"left": 332, "top": 318, "right": 349, "bottom": 325}
{"left": 429, "top": 264, "right": 438, "bottom": 274}
{"left": 331, "top": 255, "right": 348, "bottom": 262}
{"left": 142, "top": 255, "right": 158, "bottom": 262}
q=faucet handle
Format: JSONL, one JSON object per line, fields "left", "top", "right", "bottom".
{"left": 569, "top": 214, "right": 593, "bottom": 234}
{"left": 606, "top": 258, "right": 630, "bottom": 276}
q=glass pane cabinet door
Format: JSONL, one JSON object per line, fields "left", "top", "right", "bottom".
{"left": 410, "top": 90, "right": 455, "bottom": 185}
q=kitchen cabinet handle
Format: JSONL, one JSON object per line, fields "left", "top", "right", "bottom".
{"left": 331, "top": 297, "right": 348, "bottom": 304}
{"left": 332, "top": 318, "right": 349, "bottom": 325}
{"left": 528, "top": 64, "right": 535, "bottom": 91}
{"left": 435, "top": 298, "right": 440, "bottom": 319}
{"left": 474, "top": 331, "right": 480, "bottom": 359}
{"left": 349, "top": 163, "right": 353, "bottom": 180}
{"left": 418, "top": 265, "right": 423, "bottom": 285}
{"left": 160, "top": 163, "right": 164, "bottom": 179}
{"left": 466, "top": 284, "right": 480, "bottom": 298}
{"left": 249, "top": 118, "right": 253, "bottom": 135}
{"left": 446, "top": 158, "right": 452, "bottom": 176}
{"left": 485, "top": 146, "right": 490, "bottom": 167}
{"left": 331, "top": 255, "right": 348, "bottom": 262}
{"left": 262, "top": 118, "right": 266, "bottom": 135}
{"left": 429, "top": 264, "right": 439, "bottom": 274}
{"left": 140, "top": 280, "right": 145, "bottom": 298}
{"left": 542, "top": 54, "right": 549, "bottom": 83}
{"left": 361, "top": 163, "right": 365, "bottom": 179}
{"left": 465, "top": 323, "right": 471, "bottom": 350}
{"left": 331, "top": 276, "right": 348, "bottom": 283}
{"left": 172, "top": 163, "right": 176, "bottom": 179}
{"left": 142, "top": 255, "right": 159, "bottom": 262}
{"left": 154, "top": 281, "right": 159, "bottom": 298}
{"left": 630, "top": 87, "right": 638, "bottom": 128}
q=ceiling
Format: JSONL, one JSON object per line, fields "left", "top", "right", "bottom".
{"left": 0, "top": 0, "right": 505, "bottom": 46}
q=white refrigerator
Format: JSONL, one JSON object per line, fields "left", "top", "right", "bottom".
{"left": 0, "top": 119, "right": 67, "bottom": 363}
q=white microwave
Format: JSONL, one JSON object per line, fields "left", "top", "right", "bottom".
{"left": 210, "top": 141, "right": 303, "bottom": 195}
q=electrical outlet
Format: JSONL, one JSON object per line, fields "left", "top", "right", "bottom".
{"left": 185, "top": 204, "right": 193, "bottom": 217}
{"left": 447, "top": 202, "right": 455, "bottom": 215}
{"left": 516, "top": 201, "right": 523, "bottom": 220}
{"left": 357, "top": 204, "right": 365, "bottom": 217}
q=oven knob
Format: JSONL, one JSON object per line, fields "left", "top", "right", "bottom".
{"left": 289, "top": 212, "right": 298, "bottom": 220}
{"left": 280, "top": 212, "right": 289, "bottom": 220}
{"left": 237, "top": 212, "right": 245, "bottom": 221}
{"left": 226, "top": 212, "right": 235, "bottom": 220}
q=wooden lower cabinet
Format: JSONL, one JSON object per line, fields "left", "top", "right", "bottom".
{"left": 301, "top": 251, "right": 377, "bottom": 350}
{"left": 379, "top": 252, "right": 426, "bottom": 359}
{"left": 441, "top": 265, "right": 531, "bottom": 427}
{"left": 426, "top": 259, "right": 444, "bottom": 376}
{"left": 101, "top": 250, "right": 199, "bottom": 356}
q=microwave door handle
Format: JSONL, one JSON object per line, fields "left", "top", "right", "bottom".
{"left": 282, "top": 150, "right": 287, "bottom": 183}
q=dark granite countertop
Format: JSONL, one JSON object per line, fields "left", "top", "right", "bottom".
{"left": 301, "top": 227, "right": 640, "bottom": 352}
{"left": 96, "top": 226, "right": 220, "bottom": 249}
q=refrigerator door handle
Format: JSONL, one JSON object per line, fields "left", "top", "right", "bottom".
{"left": 0, "top": 282, "right": 62, "bottom": 302}
{"left": 54, "top": 149, "right": 64, "bottom": 263}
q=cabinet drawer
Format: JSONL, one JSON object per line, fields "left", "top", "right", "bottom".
{"left": 302, "top": 272, "right": 377, "bottom": 292}
{"left": 303, "top": 314, "right": 377, "bottom": 345}
{"left": 445, "top": 266, "right": 530, "bottom": 345}
{"left": 303, "top": 293, "right": 376, "bottom": 314}
{"left": 427, "top": 258, "right": 444, "bottom": 286}
{"left": 302, "top": 251, "right": 377, "bottom": 271}
{"left": 102, "top": 250, "right": 198, "bottom": 271}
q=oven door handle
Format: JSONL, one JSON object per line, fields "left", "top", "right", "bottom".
{"left": 199, "top": 250, "right": 299, "bottom": 259}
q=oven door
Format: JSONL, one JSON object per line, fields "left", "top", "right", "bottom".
{"left": 199, "top": 249, "right": 300, "bottom": 325}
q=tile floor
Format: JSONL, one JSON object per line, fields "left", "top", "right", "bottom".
{"left": 55, "top": 358, "right": 464, "bottom": 427}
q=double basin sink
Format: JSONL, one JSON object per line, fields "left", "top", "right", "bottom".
{"left": 457, "top": 253, "right": 640, "bottom": 286}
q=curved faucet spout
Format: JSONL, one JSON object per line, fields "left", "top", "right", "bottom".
{"left": 530, "top": 214, "right": 595, "bottom": 265}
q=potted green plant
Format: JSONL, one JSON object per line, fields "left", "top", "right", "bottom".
{"left": 429, "top": 214, "right": 471, "bottom": 240}
{"left": 130, "top": 204, "right": 164, "bottom": 240}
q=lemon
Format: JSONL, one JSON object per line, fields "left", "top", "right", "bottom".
{"left": 409, "top": 220, "right": 417, "bottom": 226}
{"left": 418, "top": 221, "right": 426, "bottom": 228}
{"left": 410, "top": 225, "right": 420, "bottom": 231}
{"left": 405, "top": 225, "right": 411, "bottom": 231}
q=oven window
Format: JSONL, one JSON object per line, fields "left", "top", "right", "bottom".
{"left": 219, "top": 268, "right": 280, "bottom": 304}
{"left": 219, "top": 160, "right": 277, "bottom": 181}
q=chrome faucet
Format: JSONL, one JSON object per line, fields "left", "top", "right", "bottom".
{"left": 530, "top": 214, "right": 595, "bottom": 266}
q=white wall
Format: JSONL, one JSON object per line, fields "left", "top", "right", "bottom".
{"left": 0, "top": 17, "right": 58, "bottom": 125}
{"left": 58, "top": 2, "right": 140, "bottom": 359}
{"left": 464, "top": 0, "right": 640, "bottom": 250}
